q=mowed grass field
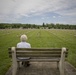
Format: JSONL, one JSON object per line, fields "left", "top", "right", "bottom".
{"left": 0, "top": 29, "right": 76, "bottom": 75}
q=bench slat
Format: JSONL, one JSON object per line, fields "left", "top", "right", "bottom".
{"left": 8, "top": 48, "right": 61, "bottom": 50}
{"left": 8, "top": 48, "right": 68, "bottom": 51}
{"left": 9, "top": 51, "right": 62, "bottom": 54}
{"left": 30, "top": 59, "right": 60, "bottom": 62}
{"left": 9, "top": 54, "right": 61, "bottom": 57}
{"left": 8, "top": 54, "right": 68, "bottom": 57}
{"left": 9, "top": 51, "right": 68, "bottom": 57}
{"left": 9, "top": 51, "right": 68, "bottom": 54}
{"left": 17, "top": 58, "right": 60, "bottom": 62}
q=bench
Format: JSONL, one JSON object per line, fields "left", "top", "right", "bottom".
{"left": 8, "top": 47, "right": 68, "bottom": 75}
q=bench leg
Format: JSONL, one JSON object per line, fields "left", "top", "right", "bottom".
{"left": 12, "top": 64, "right": 17, "bottom": 75}
{"left": 59, "top": 61, "right": 65, "bottom": 75}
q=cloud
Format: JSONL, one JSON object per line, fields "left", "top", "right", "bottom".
{"left": 53, "top": 16, "right": 56, "bottom": 18}
{"left": 0, "top": 0, "right": 76, "bottom": 23}
{"left": 41, "top": 17, "right": 45, "bottom": 19}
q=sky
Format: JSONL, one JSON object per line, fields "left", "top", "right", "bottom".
{"left": 0, "top": 0, "right": 76, "bottom": 25}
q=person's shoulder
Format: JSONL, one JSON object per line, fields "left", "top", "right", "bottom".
{"left": 26, "top": 42, "right": 31, "bottom": 47}
{"left": 17, "top": 42, "right": 24, "bottom": 48}
{"left": 26, "top": 42, "right": 30, "bottom": 45}
{"left": 17, "top": 42, "right": 22, "bottom": 45}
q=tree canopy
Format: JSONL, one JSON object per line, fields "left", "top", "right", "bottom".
{"left": 0, "top": 23, "right": 76, "bottom": 29}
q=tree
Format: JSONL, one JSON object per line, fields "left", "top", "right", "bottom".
{"left": 42, "top": 22, "right": 46, "bottom": 29}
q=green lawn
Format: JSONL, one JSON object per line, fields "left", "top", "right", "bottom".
{"left": 0, "top": 29, "right": 76, "bottom": 75}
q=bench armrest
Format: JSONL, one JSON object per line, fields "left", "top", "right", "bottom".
{"left": 11, "top": 47, "right": 18, "bottom": 75}
{"left": 59, "top": 47, "right": 66, "bottom": 75}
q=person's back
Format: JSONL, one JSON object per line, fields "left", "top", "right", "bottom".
{"left": 17, "top": 34, "right": 31, "bottom": 67}
{"left": 17, "top": 42, "right": 31, "bottom": 48}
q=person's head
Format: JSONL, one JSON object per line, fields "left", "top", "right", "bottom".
{"left": 20, "top": 34, "right": 27, "bottom": 42}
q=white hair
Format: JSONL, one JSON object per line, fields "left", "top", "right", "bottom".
{"left": 20, "top": 34, "right": 27, "bottom": 42}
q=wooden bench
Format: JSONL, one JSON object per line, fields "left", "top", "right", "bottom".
{"left": 8, "top": 47, "right": 68, "bottom": 75}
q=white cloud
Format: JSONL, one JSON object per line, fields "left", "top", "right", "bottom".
{"left": 56, "top": 8, "right": 76, "bottom": 16}
{"left": 0, "top": 0, "right": 76, "bottom": 23}
{"left": 53, "top": 16, "right": 56, "bottom": 18}
{"left": 41, "top": 17, "right": 45, "bottom": 19}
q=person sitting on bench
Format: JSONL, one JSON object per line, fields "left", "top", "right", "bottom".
{"left": 17, "top": 34, "right": 31, "bottom": 67}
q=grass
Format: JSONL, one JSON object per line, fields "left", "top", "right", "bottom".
{"left": 0, "top": 29, "right": 76, "bottom": 75}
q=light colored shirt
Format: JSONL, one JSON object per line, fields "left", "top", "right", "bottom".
{"left": 17, "top": 42, "right": 31, "bottom": 48}
{"left": 17, "top": 42, "right": 31, "bottom": 60}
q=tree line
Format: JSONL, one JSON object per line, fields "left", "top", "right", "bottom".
{"left": 0, "top": 23, "right": 76, "bottom": 29}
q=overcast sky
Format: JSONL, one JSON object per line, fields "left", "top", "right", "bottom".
{"left": 0, "top": 0, "right": 76, "bottom": 25}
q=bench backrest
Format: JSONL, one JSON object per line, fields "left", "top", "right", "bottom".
{"left": 9, "top": 48, "right": 68, "bottom": 58}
